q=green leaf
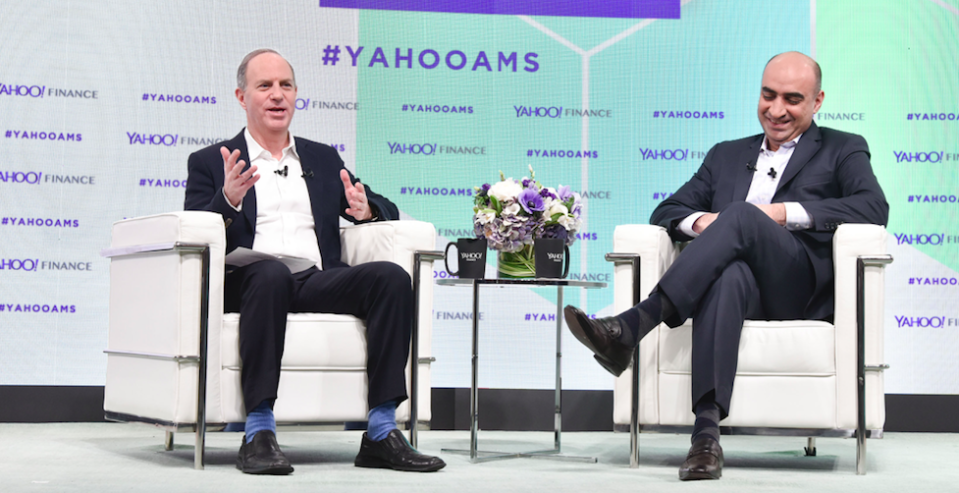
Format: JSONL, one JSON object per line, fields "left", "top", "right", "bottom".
{"left": 490, "top": 195, "right": 502, "bottom": 214}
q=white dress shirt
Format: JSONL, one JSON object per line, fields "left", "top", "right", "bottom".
{"left": 677, "top": 134, "right": 813, "bottom": 238}
{"left": 239, "top": 129, "right": 323, "bottom": 270}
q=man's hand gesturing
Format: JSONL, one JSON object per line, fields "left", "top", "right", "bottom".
{"left": 340, "top": 169, "right": 372, "bottom": 221}
{"left": 221, "top": 146, "right": 259, "bottom": 208}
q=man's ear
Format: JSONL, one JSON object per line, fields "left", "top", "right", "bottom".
{"left": 235, "top": 87, "right": 246, "bottom": 110}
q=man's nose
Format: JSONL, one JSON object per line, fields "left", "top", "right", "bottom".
{"left": 769, "top": 98, "right": 786, "bottom": 118}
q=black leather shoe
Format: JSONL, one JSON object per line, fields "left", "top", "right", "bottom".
{"left": 563, "top": 305, "right": 633, "bottom": 376}
{"left": 354, "top": 429, "right": 446, "bottom": 472}
{"left": 236, "top": 430, "right": 294, "bottom": 475}
{"left": 679, "top": 436, "right": 723, "bottom": 481}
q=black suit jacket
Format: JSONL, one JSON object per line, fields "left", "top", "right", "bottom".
{"left": 650, "top": 122, "right": 889, "bottom": 319}
{"left": 184, "top": 130, "right": 399, "bottom": 270}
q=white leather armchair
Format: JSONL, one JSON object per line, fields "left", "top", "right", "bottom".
{"left": 606, "top": 223, "right": 891, "bottom": 474}
{"left": 101, "top": 211, "right": 442, "bottom": 469}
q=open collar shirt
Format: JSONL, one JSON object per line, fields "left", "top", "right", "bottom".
{"left": 678, "top": 133, "right": 813, "bottom": 238}
{"left": 244, "top": 129, "right": 323, "bottom": 269}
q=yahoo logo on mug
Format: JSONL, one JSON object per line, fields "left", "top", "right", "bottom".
{"left": 445, "top": 238, "right": 488, "bottom": 279}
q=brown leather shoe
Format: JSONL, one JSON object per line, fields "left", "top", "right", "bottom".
{"left": 679, "top": 436, "right": 723, "bottom": 481}
{"left": 563, "top": 305, "right": 633, "bottom": 376}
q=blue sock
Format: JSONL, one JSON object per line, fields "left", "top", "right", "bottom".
{"left": 245, "top": 399, "right": 276, "bottom": 444}
{"left": 367, "top": 399, "right": 398, "bottom": 441}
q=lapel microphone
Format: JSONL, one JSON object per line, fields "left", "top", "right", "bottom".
{"left": 275, "top": 165, "right": 288, "bottom": 177}
{"left": 746, "top": 163, "right": 757, "bottom": 172}
{"left": 768, "top": 167, "right": 777, "bottom": 178}
{"left": 302, "top": 167, "right": 314, "bottom": 179}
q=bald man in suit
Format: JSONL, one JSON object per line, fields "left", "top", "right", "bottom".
{"left": 563, "top": 52, "right": 888, "bottom": 481}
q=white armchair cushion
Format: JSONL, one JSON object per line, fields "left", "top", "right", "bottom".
{"left": 221, "top": 313, "right": 368, "bottom": 371}
{"left": 659, "top": 321, "right": 836, "bottom": 375}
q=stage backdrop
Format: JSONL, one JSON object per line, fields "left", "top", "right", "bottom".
{"left": 0, "top": 0, "right": 956, "bottom": 395}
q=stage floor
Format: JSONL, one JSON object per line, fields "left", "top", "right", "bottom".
{"left": 0, "top": 423, "right": 954, "bottom": 492}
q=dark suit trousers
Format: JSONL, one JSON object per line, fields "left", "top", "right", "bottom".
{"left": 224, "top": 259, "right": 413, "bottom": 413}
{"left": 655, "top": 202, "right": 816, "bottom": 416}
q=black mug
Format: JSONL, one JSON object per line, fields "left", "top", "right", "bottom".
{"left": 444, "top": 238, "right": 487, "bottom": 279}
{"left": 534, "top": 238, "right": 570, "bottom": 279}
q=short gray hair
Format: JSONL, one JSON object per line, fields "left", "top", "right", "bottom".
{"left": 236, "top": 49, "right": 297, "bottom": 90}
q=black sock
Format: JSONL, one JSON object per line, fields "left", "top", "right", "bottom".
{"left": 691, "top": 393, "right": 721, "bottom": 444}
{"left": 615, "top": 292, "right": 676, "bottom": 347}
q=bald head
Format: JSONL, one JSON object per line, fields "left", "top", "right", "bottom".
{"left": 766, "top": 51, "right": 821, "bottom": 94}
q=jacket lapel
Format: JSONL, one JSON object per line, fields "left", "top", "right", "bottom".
{"left": 732, "top": 135, "right": 763, "bottom": 202}
{"left": 775, "top": 122, "right": 822, "bottom": 196}
{"left": 295, "top": 138, "right": 331, "bottom": 236}
{"left": 295, "top": 138, "right": 319, "bottom": 213}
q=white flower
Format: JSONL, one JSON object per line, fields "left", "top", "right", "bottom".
{"left": 488, "top": 179, "right": 523, "bottom": 202}
{"left": 475, "top": 210, "right": 496, "bottom": 224}
{"left": 502, "top": 203, "right": 521, "bottom": 217}
{"left": 558, "top": 214, "right": 575, "bottom": 230}
{"left": 540, "top": 195, "right": 555, "bottom": 210}
{"left": 547, "top": 202, "right": 568, "bottom": 218}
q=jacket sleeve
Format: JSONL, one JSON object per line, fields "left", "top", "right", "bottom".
{"left": 649, "top": 144, "right": 721, "bottom": 242}
{"left": 798, "top": 134, "right": 889, "bottom": 230}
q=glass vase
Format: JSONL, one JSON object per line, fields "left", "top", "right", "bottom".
{"left": 496, "top": 244, "right": 535, "bottom": 278}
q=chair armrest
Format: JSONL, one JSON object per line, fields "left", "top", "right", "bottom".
{"left": 609, "top": 224, "right": 677, "bottom": 426}
{"left": 103, "top": 211, "right": 228, "bottom": 424}
{"left": 832, "top": 224, "right": 890, "bottom": 430}
{"left": 340, "top": 220, "right": 437, "bottom": 277}
{"left": 610, "top": 224, "right": 677, "bottom": 310}
{"left": 109, "top": 211, "right": 226, "bottom": 251}
{"left": 105, "top": 211, "right": 227, "bottom": 355}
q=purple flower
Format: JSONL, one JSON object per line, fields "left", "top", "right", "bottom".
{"left": 541, "top": 224, "right": 571, "bottom": 243}
{"left": 557, "top": 185, "right": 573, "bottom": 202}
{"left": 518, "top": 186, "right": 545, "bottom": 214}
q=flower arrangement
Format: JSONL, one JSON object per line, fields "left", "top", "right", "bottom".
{"left": 473, "top": 166, "right": 583, "bottom": 277}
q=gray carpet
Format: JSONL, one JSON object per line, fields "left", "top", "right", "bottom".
{"left": 1, "top": 423, "right": 955, "bottom": 492}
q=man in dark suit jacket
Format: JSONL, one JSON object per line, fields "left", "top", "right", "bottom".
{"left": 563, "top": 52, "right": 888, "bottom": 481}
{"left": 184, "top": 49, "right": 444, "bottom": 475}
